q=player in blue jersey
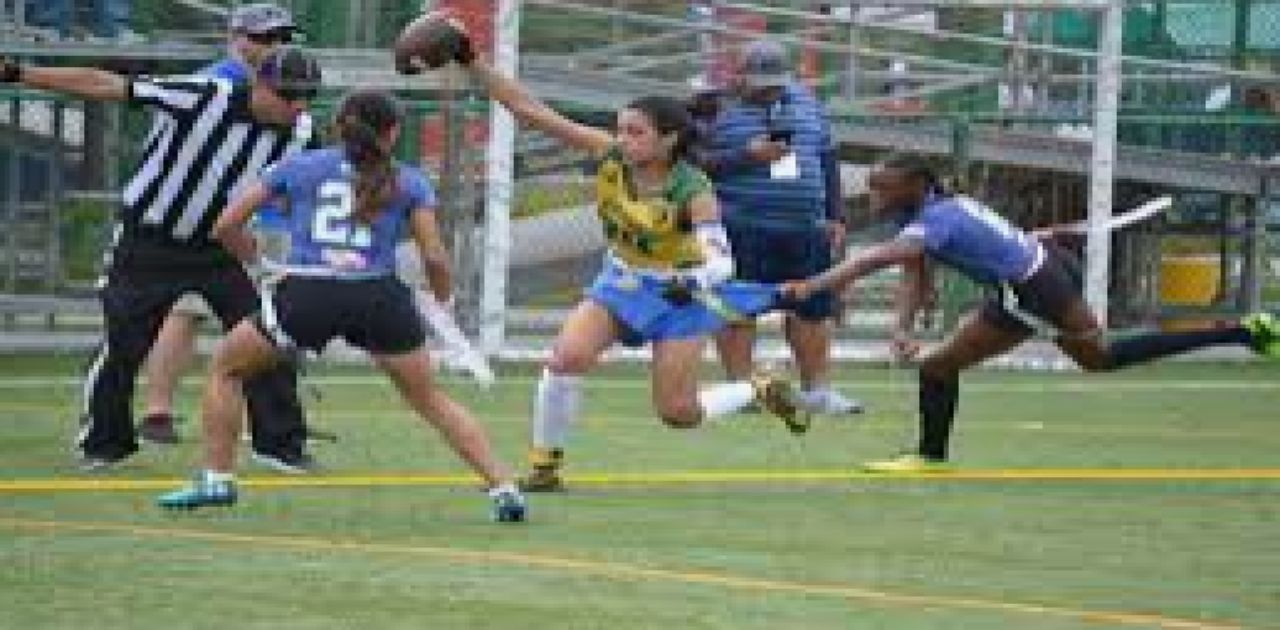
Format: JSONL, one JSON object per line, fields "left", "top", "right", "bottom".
{"left": 784, "top": 154, "right": 1280, "bottom": 471}
{"left": 157, "top": 90, "right": 526, "bottom": 521}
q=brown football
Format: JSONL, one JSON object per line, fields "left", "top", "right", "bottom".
{"left": 393, "top": 12, "right": 474, "bottom": 74}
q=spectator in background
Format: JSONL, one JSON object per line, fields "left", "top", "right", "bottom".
{"left": 136, "top": 3, "right": 315, "bottom": 474}
{"left": 694, "top": 39, "right": 864, "bottom": 416}
{"left": 24, "top": 0, "right": 135, "bottom": 41}
{"left": 1241, "top": 86, "right": 1280, "bottom": 162}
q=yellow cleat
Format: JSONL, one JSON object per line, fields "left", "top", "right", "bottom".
{"left": 751, "top": 372, "right": 811, "bottom": 435}
{"left": 517, "top": 466, "right": 565, "bottom": 493}
{"left": 1242, "top": 312, "right": 1280, "bottom": 359}
{"left": 861, "top": 453, "right": 951, "bottom": 473}
{"left": 518, "top": 448, "right": 566, "bottom": 492}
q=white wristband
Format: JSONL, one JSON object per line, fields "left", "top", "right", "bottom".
{"left": 692, "top": 222, "right": 734, "bottom": 288}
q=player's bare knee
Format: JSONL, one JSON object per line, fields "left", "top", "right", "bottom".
{"left": 659, "top": 413, "right": 701, "bottom": 429}
{"left": 545, "top": 350, "right": 591, "bottom": 376}
{"left": 918, "top": 357, "right": 959, "bottom": 381}
{"left": 656, "top": 400, "right": 701, "bottom": 428}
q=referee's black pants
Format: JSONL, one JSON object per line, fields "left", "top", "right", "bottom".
{"left": 77, "top": 255, "right": 307, "bottom": 462}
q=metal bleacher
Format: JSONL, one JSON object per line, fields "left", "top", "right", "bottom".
{"left": 1, "top": 0, "right": 1278, "bottom": 337}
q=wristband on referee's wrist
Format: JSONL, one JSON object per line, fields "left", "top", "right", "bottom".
{"left": 0, "top": 60, "right": 23, "bottom": 84}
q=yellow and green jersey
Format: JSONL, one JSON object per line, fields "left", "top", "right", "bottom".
{"left": 595, "top": 146, "right": 711, "bottom": 270}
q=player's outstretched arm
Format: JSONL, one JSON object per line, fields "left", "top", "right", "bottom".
{"left": 890, "top": 257, "right": 932, "bottom": 360}
{"left": 463, "top": 59, "right": 612, "bottom": 155}
{"left": 784, "top": 238, "right": 925, "bottom": 300}
{"left": 1, "top": 58, "right": 128, "bottom": 101}
{"left": 393, "top": 14, "right": 611, "bottom": 154}
{"left": 409, "top": 208, "right": 454, "bottom": 305}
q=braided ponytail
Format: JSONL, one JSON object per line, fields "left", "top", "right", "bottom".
{"left": 335, "top": 90, "right": 403, "bottom": 223}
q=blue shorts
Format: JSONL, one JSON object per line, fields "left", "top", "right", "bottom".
{"left": 724, "top": 219, "right": 836, "bottom": 320}
{"left": 587, "top": 258, "right": 779, "bottom": 348}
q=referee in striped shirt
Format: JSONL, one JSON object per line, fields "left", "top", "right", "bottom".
{"left": 1, "top": 47, "right": 321, "bottom": 470}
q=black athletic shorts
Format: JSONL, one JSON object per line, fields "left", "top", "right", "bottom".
{"left": 254, "top": 275, "right": 427, "bottom": 356}
{"left": 979, "top": 245, "right": 1083, "bottom": 335}
{"left": 724, "top": 219, "right": 836, "bottom": 321}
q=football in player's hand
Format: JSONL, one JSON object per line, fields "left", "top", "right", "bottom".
{"left": 393, "top": 12, "right": 476, "bottom": 74}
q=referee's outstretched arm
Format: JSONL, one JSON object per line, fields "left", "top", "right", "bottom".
{"left": 1, "top": 58, "right": 129, "bottom": 101}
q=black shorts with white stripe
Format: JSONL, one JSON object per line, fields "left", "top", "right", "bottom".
{"left": 254, "top": 275, "right": 427, "bottom": 356}
{"left": 980, "top": 245, "right": 1084, "bottom": 335}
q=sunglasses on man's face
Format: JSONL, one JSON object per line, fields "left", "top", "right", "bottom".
{"left": 273, "top": 84, "right": 317, "bottom": 102}
{"left": 246, "top": 29, "right": 293, "bottom": 45}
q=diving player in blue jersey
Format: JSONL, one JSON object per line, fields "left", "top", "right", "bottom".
{"left": 784, "top": 154, "right": 1280, "bottom": 471}
{"left": 157, "top": 90, "right": 526, "bottom": 521}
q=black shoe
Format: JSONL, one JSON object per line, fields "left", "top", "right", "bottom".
{"left": 250, "top": 450, "right": 319, "bottom": 474}
{"left": 139, "top": 413, "right": 181, "bottom": 445}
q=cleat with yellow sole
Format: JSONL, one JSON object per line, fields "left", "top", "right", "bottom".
{"left": 1242, "top": 312, "right": 1280, "bottom": 358}
{"left": 751, "top": 372, "right": 812, "bottom": 435}
{"left": 861, "top": 453, "right": 951, "bottom": 473}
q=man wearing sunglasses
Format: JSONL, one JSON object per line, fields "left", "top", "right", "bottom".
{"left": 217, "top": 3, "right": 298, "bottom": 82}
{"left": 137, "top": 3, "right": 313, "bottom": 470}
{"left": 0, "top": 46, "right": 322, "bottom": 472}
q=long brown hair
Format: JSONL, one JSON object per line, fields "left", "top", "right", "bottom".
{"left": 335, "top": 90, "right": 402, "bottom": 223}
{"left": 626, "top": 95, "right": 698, "bottom": 164}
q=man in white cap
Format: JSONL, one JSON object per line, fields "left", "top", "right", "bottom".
{"left": 695, "top": 38, "right": 864, "bottom": 416}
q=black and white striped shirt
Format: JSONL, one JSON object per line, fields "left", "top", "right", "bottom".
{"left": 121, "top": 76, "right": 315, "bottom": 245}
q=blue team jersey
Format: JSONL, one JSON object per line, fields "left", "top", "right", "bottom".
{"left": 202, "top": 58, "right": 252, "bottom": 84}
{"left": 898, "top": 194, "right": 1043, "bottom": 285}
{"left": 262, "top": 148, "right": 436, "bottom": 278}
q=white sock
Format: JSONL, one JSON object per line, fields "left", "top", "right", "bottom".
{"left": 488, "top": 481, "right": 520, "bottom": 497}
{"left": 204, "top": 470, "right": 235, "bottom": 483}
{"left": 698, "top": 381, "right": 756, "bottom": 420}
{"left": 532, "top": 368, "right": 582, "bottom": 449}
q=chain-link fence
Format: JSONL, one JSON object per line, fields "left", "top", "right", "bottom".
{"left": 2, "top": 1, "right": 1279, "bottom": 357}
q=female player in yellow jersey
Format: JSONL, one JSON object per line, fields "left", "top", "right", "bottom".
{"left": 396, "top": 17, "right": 805, "bottom": 491}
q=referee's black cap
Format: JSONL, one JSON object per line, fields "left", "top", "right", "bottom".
{"left": 258, "top": 45, "right": 322, "bottom": 101}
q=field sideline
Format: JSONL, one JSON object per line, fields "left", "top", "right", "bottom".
{"left": 1, "top": 356, "right": 1277, "bottom": 629}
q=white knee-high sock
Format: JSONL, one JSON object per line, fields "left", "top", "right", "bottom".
{"left": 531, "top": 368, "right": 582, "bottom": 450}
{"left": 698, "top": 381, "right": 757, "bottom": 420}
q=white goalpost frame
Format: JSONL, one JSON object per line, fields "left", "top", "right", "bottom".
{"left": 480, "top": 0, "right": 521, "bottom": 354}
{"left": 480, "top": 0, "right": 1126, "bottom": 355}
{"left": 1085, "top": 0, "right": 1123, "bottom": 326}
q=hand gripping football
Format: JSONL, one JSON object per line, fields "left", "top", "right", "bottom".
{"left": 393, "top": 12, "right": 476, "bottom": 74}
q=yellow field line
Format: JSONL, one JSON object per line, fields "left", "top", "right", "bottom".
{"left": 3, "top": 468, "right": 1280, "bottom": 493}
{"left": 0, "top": 515, "right": 1244, "bottom": 630}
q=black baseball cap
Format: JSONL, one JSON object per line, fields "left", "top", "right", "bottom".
{"left": 257, "top": 45, "right": 322, "bottom": 101}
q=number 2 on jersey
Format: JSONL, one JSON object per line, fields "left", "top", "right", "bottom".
{"left": 312, "top": 180, "right": 372, "bottom": 248}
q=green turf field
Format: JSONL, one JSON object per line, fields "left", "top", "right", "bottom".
{"left": 1, "top": 356, "right": 1276, "bottom": 629}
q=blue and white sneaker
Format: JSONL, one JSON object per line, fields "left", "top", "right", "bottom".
{"left": 800, "top": 387, "right": 866, "bottom": 416}
{"left": 489, "top": 485, "right": 527, "bottom": 523}
{"left": 157, "top": 471, "right": 238, "bottom": 510}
